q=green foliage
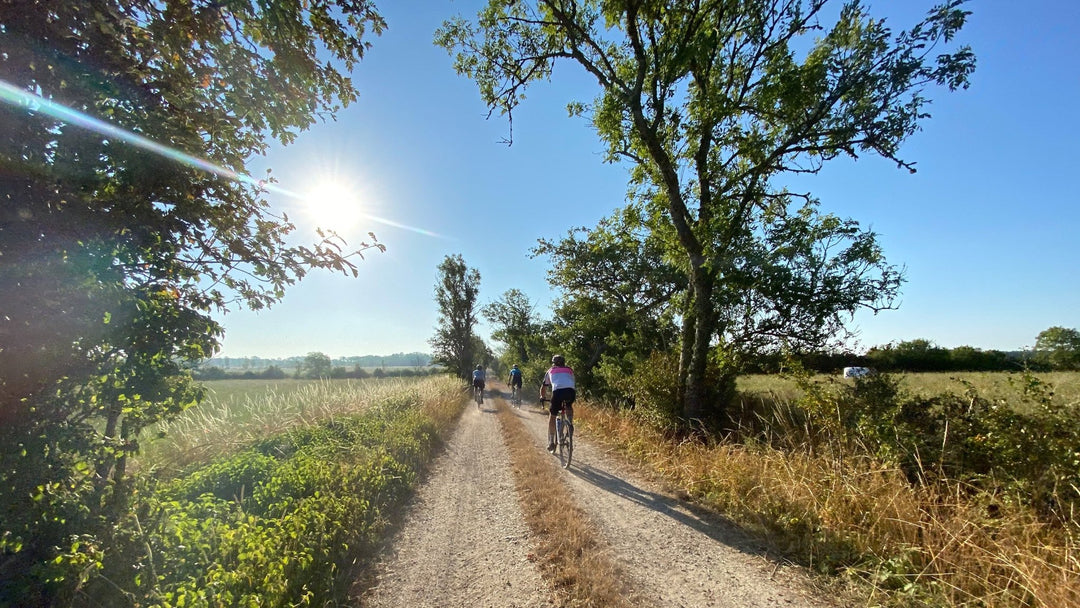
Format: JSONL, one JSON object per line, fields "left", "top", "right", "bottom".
{"left": 299, "top": 352, "right": 334, "bottom": 379}
{"left": 429, "top": 254, "right": 484, "bottom": 380}
{"left": 598, "top": 350, "right": 737, "bottom": 433}
{"left": 482, "top": 289, "right": 548, "bottom": 373}
{"left": 0, "top": 0, "right": 386, "bottom": 600}
{"left": 438, "top": 0, "right": 974, "bottom": 422}
{"left": 263, "top": 365, "right": 288, "bottom": 380}
{"left": 861, "top": 339, "right": 1019, "bottom": 372}
{"left": 864, "top": 339, "right": 950, "bottom": 372}
{"left": 1034, "top": 326, "right": 1080, "bottom": 371}
{"left": 81, "top": 394, "right": 444, "bottom": 606}
{"left": 531, "top": 207, "right": 681, "bottom": 397}
{"left": 792, "top": 367, "right": 1080, "bottom": 520}
{"left": 597, "top": 352, "right": 683, "bottom": 431}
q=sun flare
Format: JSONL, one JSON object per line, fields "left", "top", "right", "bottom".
{"left": 304, "top": 179, "right": 364, "bottom": 232}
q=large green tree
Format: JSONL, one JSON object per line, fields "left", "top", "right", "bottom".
{"left": 437, "top": 0, "right": 974, "bottom": 422}
{"left": 482, "top": 288, "right": 547, "bottom": 368}
{"left": 0, "top": 0, "right": 384, "bottom": 600}
{"left": 532, "top": 206, "right": 681, "bottom": 394}
{"left": 429, "top": 254, "right": 483, "bottom": 380}
{"left": 1034, "top": 326, "right": 1080, "bottom": 371}
{"left": 299, "top": 351, "right": 334, "bottom": 379}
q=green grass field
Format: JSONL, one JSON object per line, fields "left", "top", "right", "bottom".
{"left": 737, "top": 370, "right": 1080, "bottom": 406}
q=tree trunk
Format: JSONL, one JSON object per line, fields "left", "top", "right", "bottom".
{"left": 683, "top": 263, "right": 715, "bottom": 423}
{"left": 678, "top": 285, "right": 695, "bottom": 405}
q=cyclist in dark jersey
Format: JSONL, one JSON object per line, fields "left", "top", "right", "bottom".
{"left": 471, "top": 365, "right": 486, "bottom": 403}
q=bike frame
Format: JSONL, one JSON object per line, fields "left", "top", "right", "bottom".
{"left": 542, "top": 395, "right": 574, "bottom": 468}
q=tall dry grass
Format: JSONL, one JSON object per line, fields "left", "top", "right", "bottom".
{"left": 580, "top": 405, "right": 1080, "bottom": 607}
{"left": 138, "top": 376, "right": 462, "bottom": 474}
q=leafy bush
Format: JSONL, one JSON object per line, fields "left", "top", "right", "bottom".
{"left": 597, "top": 351, "right": 682, "bottom": 430}
{"left": 262, "top": 365, "right": 287, "bottom": 379}
{"left": 794, "top": 368, "right": 1080, "bottom": 520}
{"left": 598, "top": 350, "right": 736, "bottom": 432}
{"left": 81, "top": 394, "right": 451, "bottom": 606}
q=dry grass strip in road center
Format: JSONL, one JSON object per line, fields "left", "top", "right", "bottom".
{"left": 495, "top": 398, "right": 633, "bottom": 608}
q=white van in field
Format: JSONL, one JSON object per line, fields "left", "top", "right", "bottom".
{"left": 842, "top": 366, "right": 871, "bottom": 378}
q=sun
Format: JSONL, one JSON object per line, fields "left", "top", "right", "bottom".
{"left": 304, "top": 179, "right": 364, "bottom": 232}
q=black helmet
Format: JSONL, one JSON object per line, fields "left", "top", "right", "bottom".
{"left": 551, "top": 355, "right": 565, "bottom": 366}
{"left": 512, "top": 363, "right": 519, "bottom": 368}
{"left": 476, "top": 364, "right": 482, "bottom": 370}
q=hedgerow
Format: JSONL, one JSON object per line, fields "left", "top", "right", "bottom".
{"left": 79, "top": 393, "right": 456, "bottom": 606}
{"left": 582, "top": 369, "right": 1080, "bottom": 607}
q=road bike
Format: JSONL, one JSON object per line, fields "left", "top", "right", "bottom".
{"left": 473, "top": 384, "right": 483, "bottom": 408}
{"left": 510, "top": 384, "right": 522, "bottom": 408}
{"left": 541, "top": 396, "right": 573, "bottom": 469}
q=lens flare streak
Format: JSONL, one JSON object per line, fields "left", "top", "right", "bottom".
{"left": 0, "top": 79, "right": 445, "bottom": 239}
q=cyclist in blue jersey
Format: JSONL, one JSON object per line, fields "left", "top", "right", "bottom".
{"left": 507, "top": 364, "right": 523, "bottom": 393}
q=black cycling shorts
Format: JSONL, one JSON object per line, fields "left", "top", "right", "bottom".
{"left": 548, "top": 387, "right": 576, "bottom": 415}
{"left": 473, "top": 379, "right": 485, "bottom": 389}
{"left": 510, "top": 376, "right": 523, "bottom": 388}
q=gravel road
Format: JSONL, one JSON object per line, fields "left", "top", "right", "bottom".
{"left": 361, "top": 387, "right": 841, "bottom": 607}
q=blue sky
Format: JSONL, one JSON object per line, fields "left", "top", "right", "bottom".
{"left": 215, "top": 0, "right": 1079, "bottom": 359}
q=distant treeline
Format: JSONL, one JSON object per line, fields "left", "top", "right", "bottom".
{"left": 193, "top": 364, "right": 441, "bottom": 381}
{"left": 746, "top": 339, "right": 1030, "bottom": 374}
{"left": 200, "top": 352, "right": 433, "bottom": 371}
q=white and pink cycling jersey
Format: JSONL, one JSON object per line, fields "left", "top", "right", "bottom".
{"left": 542, "top": 366, "right": 575, "bottom": 391}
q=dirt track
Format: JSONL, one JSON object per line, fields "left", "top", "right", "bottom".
{"left": 361, "top": 386, "right": 839, "bottom": 607}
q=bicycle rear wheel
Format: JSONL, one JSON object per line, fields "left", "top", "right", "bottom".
{"left": 564, "top": 420, "right": 573, "bottom": 467}
{"left": 558, "top": 416, "right": 573, "bottom": 468}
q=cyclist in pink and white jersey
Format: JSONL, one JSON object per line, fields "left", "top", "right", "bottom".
{"left": 540, "top": 354, "right": 575, "bottom": 453}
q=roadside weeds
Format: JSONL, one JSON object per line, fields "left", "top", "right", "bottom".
{"left": 494, "top": 397, "right": 634, "bottom": 608}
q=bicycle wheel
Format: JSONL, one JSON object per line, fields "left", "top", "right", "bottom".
{"left": 563, "top": 419, "right": 573, "bottom": 468}
{"left": 557, "top": 416, "right": 572, "bottom": 468}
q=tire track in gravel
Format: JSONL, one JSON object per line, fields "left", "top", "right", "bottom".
{"left": 362, "top": 385, "right": 844, "bottom": 608}
{"left": 502, "top": 389, "right": 843, "bottom": 608}
{"left": 360, "top": 396, "right": 555, "bottom": 608}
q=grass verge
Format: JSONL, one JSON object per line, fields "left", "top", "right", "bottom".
{"left": 82, "top": 378, "right": 465, "bottom": 606}
{"left": 494, "top": 397, "right": 633, "bottom": 608}
{"left": 579, "top": 405, "right": 1080, "bottom": 608}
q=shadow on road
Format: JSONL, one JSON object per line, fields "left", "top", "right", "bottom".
{"left": 490, "top": 384, "right": 766, "bottom": 557}
{"left": 568, "top": 456, "right": 773, "bottom": 561}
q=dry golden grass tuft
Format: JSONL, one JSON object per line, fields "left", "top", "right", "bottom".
{"left": 580, "top": 405, "right": 1080, "bottom": 608}
{"left": 139, "top": 376, "right": 463, "bottom": 473}
{"left": 495, "top": 398, "right": 634, "bottom": 608}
